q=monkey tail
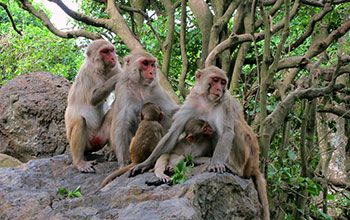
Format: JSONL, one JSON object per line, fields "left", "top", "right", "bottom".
{"left": 100, "top": 163, "right": 134, "bottom": 189}
{"left": 253, "top": 170, "right": 270, "bottom": 220}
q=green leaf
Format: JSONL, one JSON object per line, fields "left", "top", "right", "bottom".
{"left": 326, "top": 194, "right": 335, "bottom": 200}
{"left": 58, "top": 187, "right": 67, "bottom": 195}
{"left": 74, "top": 185, "right": 81, "bottom": 193}
{"left": 72, "top": 191, "right": 83, "bottom": 198}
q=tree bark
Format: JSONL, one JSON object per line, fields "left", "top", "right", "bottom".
{"left": 188, "top": 0, "right": 213, "bottom": 68}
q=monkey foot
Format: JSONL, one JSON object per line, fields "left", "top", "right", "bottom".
{"left": 128, "top": 163, "right": 149, "bottom": 177}
{"left": 76, "top": 160, "right": 96, "bottom": 173}
{"left": 104, "top": 151, "right": 117, "bottom": 162}
{"left": 156, "top": 173, "right": 171, "bottom": 183}
{"left": 208, "top": 163, "right": 226, "bottom": 173}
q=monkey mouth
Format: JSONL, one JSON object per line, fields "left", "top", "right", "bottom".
{"left": 209, "top": 93, "right": 220, "bottom": 100}
{"left": 145, "top": 78, "right": 154, "bottom": 84}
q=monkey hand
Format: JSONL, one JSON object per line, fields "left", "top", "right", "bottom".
{"left": 208, "top": 162, "right": 226, "bottom": 173}
{"left": 128, "top": 162, "right": 150, "bottom": 177}
{"left": 76, "top": 160, "right": 97, "bottom": 173}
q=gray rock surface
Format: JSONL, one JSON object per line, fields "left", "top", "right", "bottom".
{"left": 0, "top": 72, "right": 71, "bottom": 162}
{"left": 0, "top": 154, "right": 262, "bottom": 220}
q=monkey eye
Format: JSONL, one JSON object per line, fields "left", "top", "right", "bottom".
{"left": 142, "top": 60, "right": 149, "bottom": 66}
{"left": 221, "top": 80, "right": 227, "bottom": 85}
{"left": 213, "top": 77, "right": 219, "bottom": 82}
{"left": 101, "top": 49, "right": 109, "bottom": 54}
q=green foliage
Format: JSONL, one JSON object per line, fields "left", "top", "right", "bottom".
{"left": 58, "top": 186, "right": 83, "bottom": 199}
{"left": 169, "top": 155, "right": 194, "bottom": 185}
{"left": 0, "top": 2, "right": 84, "bottom": 85}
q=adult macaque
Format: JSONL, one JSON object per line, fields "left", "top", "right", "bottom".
{"left": 129, "top": 66, "right": 270, "bottom": 220}
{"left": 65, "top": 39, "right": 121, "bottom": 173}
{"left": 100, "top": 102, "right": 164, "bottom": 188}
{"left": 110, "top": 49, "right": 178, "bottom": 167}
{"left": 154, "top": 119, "right": 215, "bottom": 182}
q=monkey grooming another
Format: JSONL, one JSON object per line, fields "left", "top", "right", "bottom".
{"left": 110, "top": 49, "right": 178, "bottom": 168}
{"left": 129, "top": 66, "right": 270, "bottom": 220}
{"left": 154, "top": 119, "right": 215, "bottom": 182}
{"left": 100, "top": 102, "right": 164, "bottom": 188}
{"left": 65, "top": 39, "right": 121, "bottom": 173}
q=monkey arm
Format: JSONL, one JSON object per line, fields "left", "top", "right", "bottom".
{"left": 208, "top": 127, "right": 234, "bottom": 173}
{"left": 91, "top": 74, "right": 119, "bottom": 106}
{"left": 112, "top": 107, "right": 137, "bottom": 167}
{"left": 129, "top": 114, "right": 192, "bottom": 176}
{"left": 154, "top": 154, "right": 170, "bottom": 182}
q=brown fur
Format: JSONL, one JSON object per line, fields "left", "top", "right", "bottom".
{"left": 101, "top": 103, "right": 164, "bottom": 188}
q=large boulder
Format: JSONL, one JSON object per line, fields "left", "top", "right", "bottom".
{"left": 0, "top": 72, "right": 71, "bottom": 162}
{"left": 0, "top": 155, "right": 262, "bottom": 220}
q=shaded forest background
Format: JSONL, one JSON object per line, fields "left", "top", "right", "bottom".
{"left": 1, "top": 0, "right": 350, "bottom": 219}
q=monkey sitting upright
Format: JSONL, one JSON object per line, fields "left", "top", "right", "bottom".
{"left": 154, "top": 119, "right": 215, "bottom": 182}
{"left": 100, "top": 102, "right": 164, "bottom": 188}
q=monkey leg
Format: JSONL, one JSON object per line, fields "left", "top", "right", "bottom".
{"left": 167, "top": 154, "right": 185, "bottom": 173}
{"left": 154, "top": 154, "right": 171, "bottom": 182}
{"left": 98, "top": 109, "right": 116, "bottom": 161}
{"left": 193, "top": 157, "right": 211, "bottom": 166}
{"left": 252, "top": 170, "right": 270, "bottom": 220}
{"left": 70, "top": 116, "right": 96, "bottom": 173}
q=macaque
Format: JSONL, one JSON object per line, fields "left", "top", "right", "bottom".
{"left": 100, "top": 102, "right": 164, "bottom": 188}
{"left": 65, "top": 39, "right": 121, "bottom": 173}
{"left": 154, "top": 119, "right": 215, "bottom": 182}
{"left": 110, "top": 49, "right": 178, "bottom": 168}
{"left": 129, "top": 66, "right": 270, "bottom": 220}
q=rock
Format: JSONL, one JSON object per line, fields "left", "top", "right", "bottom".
{"left": 0, "top": 154, "right": 262, "bottom": 220}
{"left": 0, "top": 72, "right": 71, "bottom": 162}
{"left": 0, "top": 153, "right": 23, "bottom": 167}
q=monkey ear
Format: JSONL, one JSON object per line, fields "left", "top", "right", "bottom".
{"left": 124, "top": 56, "right": 131, "bottom": 66}
{"left": 158, "top": 112, "right": 164, "bottom": 122}
{"left": 138, "top": 112, "right": 143, "bottom": 122}
{"left": 202, "top": 123, "right": 215, "bottom": 135}
{"left": 86, "top": 50, "right": 91, "bottom": 58}
{"left": 186, "top": 134, "right": 195, "bottom": 143}
{"left": 195, "top": 70, "right": 202, "bottom": 79}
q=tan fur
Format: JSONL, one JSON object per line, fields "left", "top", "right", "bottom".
{"left": 154, "top": 119, "right": 214, "bottom": 182}
{"left": 101, "top": 103, "right": 164, "bottom": 188}
{"left": 109, "top": 49, "right": 178, "bottom": 168}
{"left": 65, "top": 39, "right": 121, "bottom": 173}
{"left": 129, "top": 66, "right": 269, "bottom": 219}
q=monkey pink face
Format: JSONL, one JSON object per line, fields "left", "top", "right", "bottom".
{"left": 139, "top": 58, "right": 156, "bottom": 84}
{"left": 99, "top": 46, "right": 116, "bottom": 67}
{"left": 208, "top": 76, "right": 227, "bottom": 102}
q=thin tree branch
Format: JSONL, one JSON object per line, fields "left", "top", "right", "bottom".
{"left": 301, "top": 0, "right": 350, "bottom": 7}
{"left": 205, "top": 0, "right": 300, "bottom": 66}
{"left": 19, "top": 0, "right": 101, "bottom": 39}
{"left": 105, "top": 0, "right": 143, "bottom": 50}
{"left": 48, "top": 0, "right": 107, "bottom": 27}
{"left": 318, "top": 105, "right": 350, "bottom": 119}
{"left": 0, "top": 2, "right": 22, "bottom": 35}
{"left": 285, "top": 3, "right": 332, "bottom": 53}
{"left": 178, "top": 0, "right": 189, "bottom": 99}
{"left": 118, "top": 5, "right": 164, "bottom": 51}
